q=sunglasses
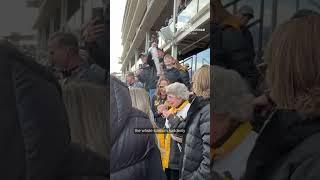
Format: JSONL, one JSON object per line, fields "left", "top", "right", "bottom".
{"left": 158, "top": 85, "right": 166, "bottom": 88}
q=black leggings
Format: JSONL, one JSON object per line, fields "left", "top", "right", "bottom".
{"left": 165, "top": 168, "right": 180, "bottom": 180}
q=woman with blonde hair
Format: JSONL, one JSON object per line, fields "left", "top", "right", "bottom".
{"left": 243, "top": 15, "right": 320, "bottom": 180}
{"left": 129, "top": 87, "right": 156, "bottom": 127}
{"left": 163, "top": 54, "right": 191, "bottom": 89}
{"left": 192, "top": 65, "right": 210, "bottom": 99}
{"left": 62, "top": 82, "right": 108, "bottom": 160}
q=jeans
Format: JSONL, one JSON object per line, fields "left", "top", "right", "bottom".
{"left": 149, "top": 89, "right": 156, "bottom": 104}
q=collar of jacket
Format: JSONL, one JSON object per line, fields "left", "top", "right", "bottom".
{"left": 183, "top": 96, "right": 209, "bottom": 132}
{"left": 1, "top": 43, "right": 61, "bottom": 94}
{"left": 222, "top": 16, "right": 241, "bottom": 30}
{"left": 212, "top": 122, "right": 252, "bottom": 159}
{"left": 243, "top": 109, "right": 320, "bottom": 180}
{"left": 169, "top": 100, "right": 189, "bottom": 114}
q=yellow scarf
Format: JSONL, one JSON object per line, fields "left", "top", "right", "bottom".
{"left": 211, "top": 122, "right": 252, "bottom": 159}
{"left": 157, "top": 100, "right": 189, "bottom": 169}
{"left": 222, "top": 16, "right": 241, "bottom": 30}
{"left": 168, "top": 100, "right": 189, "bottom": 114}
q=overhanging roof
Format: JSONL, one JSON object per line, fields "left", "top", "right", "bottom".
{"left": 121, "top": 0, "right": 169, "bottom": 71}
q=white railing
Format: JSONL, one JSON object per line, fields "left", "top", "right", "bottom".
{"left": 158, "top": 0, "right": 209, "bottom": 46}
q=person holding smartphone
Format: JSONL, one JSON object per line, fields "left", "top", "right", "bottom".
{"left": 136, "top": 53, "right": 158, "bottom": 101}
{"left": 81, "top": 7, "right": 107, "bottom": 70}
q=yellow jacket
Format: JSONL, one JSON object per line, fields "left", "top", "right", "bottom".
{"left": 156, "top": 100, "right": 189, "bottom": 169}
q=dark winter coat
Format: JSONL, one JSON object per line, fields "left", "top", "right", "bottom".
{"left": 164, "top": 67, "right": 190, "bottom": 89}
{"left": 137, "top": 63, "right": 157, "bottom": 90}
{"left": 179, "top": 97, "right": 212, "bottom": 180}
{"left": 0, "top": 41, "right": 108, "bottom": 180}
{"left": 243, "top": 109, "right": 320, "bottom": 180}
{"left": 164, "top": 67, "right": 181, "bottom": 84}
{"left": 212, "top": 23, "right": 260, "bottom": 92}
{"left": 179, "top": 70, "right": 191, "bottom": 90}
{"left": 110, "top": 77, "right": 166, "bottom": 180}
{"left": 62, "top": 62, "right": 106, "bottom": 86}
{"left": 166, "top": 97, "right": 212, "bottom": 179}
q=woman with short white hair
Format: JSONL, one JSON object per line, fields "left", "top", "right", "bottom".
{"left": 157, "top": 82, "right": 191, "bottom": 180}
{"left": 211, "top": 65, "right": 257, "bottom": 180}
{"left": 158, "top": 78, "right": 211, "bottom": 179}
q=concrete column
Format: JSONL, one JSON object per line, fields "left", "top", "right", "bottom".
{"left": 145, "top": 32, "right": 150, "bottom": 53}
{"left": 80, "top": 0, "right": 85, "bottom": 26}
{"left": 36, "top": 28, "right": 41, "bottom": 61}
{"left": 64, "top": 0, "right": 68, "bottom": 31}
{"left": 135, "top": 50, "right": 138, "bottom": 71}
{"left": 49, "top": 16, "right": 55, "bottom": 34}
{"left": 271, "top": 0, "right": 278, "bottom": 32}
{"left": 60, "top": 0, "right": 65, "bottom": 31}
{"left": 171, "top": 0, "right": 178, "bottom": 58}
{"left": 129, "top": 59, "right": 132, "bottom": 71}
{"left": 60, "top": 0, "right": 68, "bottom": 31}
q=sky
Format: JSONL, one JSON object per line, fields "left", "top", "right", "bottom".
{"left": 0, "top": 0, "right": 37, "bottom": 36}
{"left": 110, "top": 0, "right": 126, "bottom": 73}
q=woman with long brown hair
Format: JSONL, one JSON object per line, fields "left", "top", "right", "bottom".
{"left": 243, "top": 15, "right": 320, "bottom": 180}
{"left": 151, "top": 76, "right": 172, "bottom": 128}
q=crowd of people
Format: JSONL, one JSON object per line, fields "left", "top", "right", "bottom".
{"left": 212, "top": 0, "right": 320, "bottom": 179}
{"left": 2, "top": 0, "right": 320, "bottom": 179}
{"left": 119, "top": 31, "right": 211, "bottom": 179}
{"left": 0, "top": 4, "right": 212, "bottom": 179}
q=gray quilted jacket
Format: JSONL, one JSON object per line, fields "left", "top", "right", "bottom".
{"left": 180, "top": 97, "right": 212, "bottom": 180}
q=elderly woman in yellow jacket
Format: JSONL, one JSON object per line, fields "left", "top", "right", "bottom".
{"left": 157, "top": 82, "right": 191, "bottom": 180}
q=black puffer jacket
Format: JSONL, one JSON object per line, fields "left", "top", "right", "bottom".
{"left": 0, "top": 41, "right": 108, "bottom": 180}
{"left": 243, "top": 110, "right": 320, "bottom": 180}
{"left": 179, "top": 97, "right": 212, "bottom": 180}
{"left": 110, "top": 77, "right": 166, "bottom": 180}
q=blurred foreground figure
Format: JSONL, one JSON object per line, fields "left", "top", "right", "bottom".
{"left": 243, "top": 15, "right": 320, "bottom": 180}
{"left": 110, "top": 76, "right": 166, "bottom": 180}
{"left": 0, "top": 41, "right": 107, "bottom": 180}
{"left": 62, "top": 82, "right": 109, "bottom": 180}
{"left": 211, "top": 66, "right": 257, "bottom": 180}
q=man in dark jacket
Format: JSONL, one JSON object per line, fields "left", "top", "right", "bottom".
{"left": 212, "top": 10, "right": 261, "bottom": 95}
{"left": 110, "top": 76, "right": 166, "bottom": 180}
{"left": 48, "top": 32, "right": 106, "bottom": 85}
{"left": 137, "top": 53, "right": 158, "bottom": 100}
{"left": 0, "top": 41, "right": 108, "bottom": 180}
{"left": 236, "top": 5, "right": 256, "bottom": 62}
